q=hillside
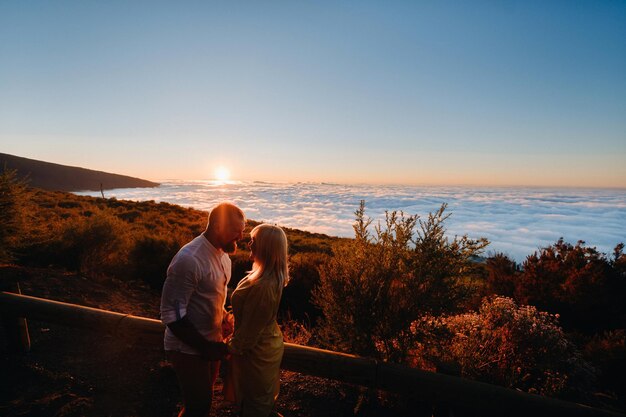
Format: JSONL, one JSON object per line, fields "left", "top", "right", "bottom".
{"left": 0, "top": 153, "right": 159, "bottom": 191}
{"left": 1, "top": 183, "right": 624, "bottom": 416}
{"left": 0, "top": 188, "right": 363, "bottom": 417}
{"left": 10, "top": 187, "right": 343, "bottom": 305}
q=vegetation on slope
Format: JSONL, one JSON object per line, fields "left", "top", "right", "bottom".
{"left": 1, "top": 167, "right": 625, "bottom": 415}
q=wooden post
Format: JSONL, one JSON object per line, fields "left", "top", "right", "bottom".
{"left": 0, "top": 283, "right": 31, "bottom": 353}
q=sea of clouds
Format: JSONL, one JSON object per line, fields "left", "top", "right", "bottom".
{"left": 76, "top": 181, "right": 626, "bottom": 262}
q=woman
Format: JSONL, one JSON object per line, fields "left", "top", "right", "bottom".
{"left": 225, "top": 224, "right": 288, "bottom": 417}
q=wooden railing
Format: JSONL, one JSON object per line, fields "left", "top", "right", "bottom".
{"left": 1, "top": 291, "right": 624, "bottom": 417}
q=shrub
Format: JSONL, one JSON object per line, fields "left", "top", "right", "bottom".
{"left": 0, "top": 168, "right": 30, "bottom": 262}
{"left": 128, "top": 235, "right": 186, "bottom": 289}
{"left": 280, "top": 252, "right": 329, "bottom": 321}
{"left": 117, "top": 210, "right": 141, "bottom": 223}
{"left": 484, "top": 253, "right": 519, "bottom": 297}
{"left": 229, "top": 251, "right": 253, "bottom": 289}
{"left": 409, "top": 204, "right": 488, "bottom": 315}
{"left": 280, "top": 319, "right": 312, "bottom": 345}
{"left": 515, "top": 239, "right": 626, "bottom": 333}
{"left": 584, "top": 329, "right": 626, "bottom": 397}
{"left": 57, "top": 210, "right": 130, "bottom": 278}
{"left": 418, "top": 297, "right": 595, "bottom": 398}
{"left": 313, "top": 202, "right": 488, "bottom": 362}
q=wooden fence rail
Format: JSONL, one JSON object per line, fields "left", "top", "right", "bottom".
{"left": 1, "top": 291, "right": 624, "bottom": 417}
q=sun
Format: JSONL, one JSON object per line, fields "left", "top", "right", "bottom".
{"left": 214, "top": 166, "right": 231, "bottom": 181}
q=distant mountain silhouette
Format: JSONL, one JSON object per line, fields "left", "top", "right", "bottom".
{"left": 0, "top": 153, "right": 159, "bottom": 192}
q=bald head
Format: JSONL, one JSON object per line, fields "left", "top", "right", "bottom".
{"left": 205, "top": 202, "right": 246, "bottom": 253}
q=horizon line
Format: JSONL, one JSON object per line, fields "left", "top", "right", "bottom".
{"left": 150, "top": 178, "right": 626, "bottom": 191}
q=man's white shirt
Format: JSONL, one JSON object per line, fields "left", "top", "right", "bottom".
{"left": 160, "top": 235, "right": 231, "bottom": 355}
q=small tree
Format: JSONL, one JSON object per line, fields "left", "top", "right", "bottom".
{"left": 409, "top": 204, "right": 489, "bottom": 315}
{"left": 313, "top": 201, "right": 488, "bottom": 363}
{"left": 0, "top": 167, "right": 30, "bottom": 263}
{"left": 515, "top": 239, "right": 626, "bottom": 333}
{"left": 484, "top": 253, "right": 519, "bottom": 297}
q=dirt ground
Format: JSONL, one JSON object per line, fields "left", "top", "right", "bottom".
{"left": 0, "top": 265, "right": 396, "bottom": 417}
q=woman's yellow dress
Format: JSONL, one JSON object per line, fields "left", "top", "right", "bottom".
{"left": 225, "top": 274, "right": 284, "bottom": 417}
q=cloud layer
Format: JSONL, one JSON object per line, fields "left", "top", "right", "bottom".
{"left": 78, "top": 181, "right": 626, "bottom": 262}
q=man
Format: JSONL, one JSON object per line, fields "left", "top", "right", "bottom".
{"left": 160, "top": 202, "right": 246, "bottom": 417}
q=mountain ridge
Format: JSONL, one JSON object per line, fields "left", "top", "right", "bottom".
{"left": 0, "top": 152, "right": 159, "bottom": 192}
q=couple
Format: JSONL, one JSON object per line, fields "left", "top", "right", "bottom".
{"left": 160, "top": 202, "right": 287, "bottom": 417}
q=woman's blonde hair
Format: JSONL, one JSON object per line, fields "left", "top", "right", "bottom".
{"left": 249, "top": 224, "right": 289, "bottom": 287}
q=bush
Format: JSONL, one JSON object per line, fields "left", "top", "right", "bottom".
{"left": 484, "top": 253, "right": 519, "bottom": 297}
{"left": 280, "top": 319, "right": 312, "bottom": 345}
{"left": 128, "top": 235, "right": 186, "bottom": 289}
{"left": 313, "top": 202, "right": 488, "bottom": 362}
{"left": 280, "top": 252, "right": 329, "bottom": 321}
{"left": 584, "top": 329, "right": 626, "bottom": 397}
{"left": 515, "top": 239, "right": 626, "bottom": 333}
{"left": 418, "top": 297, "right": 595, "bottom": 398}
{"left": 57, "top": 211, "right": 130, "bottom": 278}
{"left": 229, "top": 251, "right": 253, "bottom": 289}
{"left": 0, "top": 168, "right": 30, "bottom": 262}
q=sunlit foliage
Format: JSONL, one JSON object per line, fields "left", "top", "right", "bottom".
{"left": 15, "top": 187, "right": 341, "bottom": 288}
{"left": 415, "top": 297, "right": 595, "bottom": 398}
{"left": 9, "top": 185, "right": 626, "bottom": 405}
{"left": 484, "top": 240, "right": 626, "bottom": 334}
{"left": 313, "top": 201, "right": 488, "bottom": 362}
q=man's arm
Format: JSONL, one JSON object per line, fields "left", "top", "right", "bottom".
{"left": 167, "top": 316, "right": 228, "bottom": 361}
{"left": 160, "top": 256, "right": 228, "bottom": 361}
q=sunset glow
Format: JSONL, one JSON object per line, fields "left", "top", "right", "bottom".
{"left": 214, "top": 166, "right": 231, "bottom": 182}
{"left": 0, "top": 2, "right": 624, "bottom": 187}
{"left": 2, "top": 3, "right": 626, "bottom": 416}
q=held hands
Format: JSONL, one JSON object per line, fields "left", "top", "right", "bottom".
{"left": 222, "top": 311, "right": 235, "bottom": 339}
{"left": 201, "top": 341, "right": 230, "bottom": 362}
{"left": 200, "top": 310, "right": 234, "bottom": 361}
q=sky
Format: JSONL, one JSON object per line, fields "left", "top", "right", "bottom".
{"left": 1, "top": 1, "right": 625, "bottom": 187}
